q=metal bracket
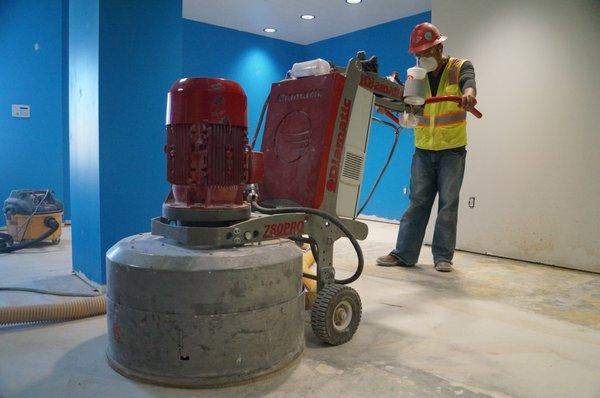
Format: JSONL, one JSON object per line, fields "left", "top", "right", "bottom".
{"left": 374, "top": 97, "right": 407, "bottom": 113}
{"left": 151, "top": 212, "right": 368, "bottom": 290}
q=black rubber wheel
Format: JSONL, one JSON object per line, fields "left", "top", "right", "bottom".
{"left": 51, "top": 238, "right": 60, "bottom": 245}
{"left": 311, "top": 284, "right": 362, "bottom": 345}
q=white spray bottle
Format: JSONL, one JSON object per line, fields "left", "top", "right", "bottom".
{"left": 397, "top": 63, "right": 427, "bottom": 127}
{"left": 403, "top": 63, "right": 427, "bottom": 106}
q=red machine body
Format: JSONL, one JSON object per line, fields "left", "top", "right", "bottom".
{"left": 260, "top": 73, "right": 346, "bottom": 208}
{"left": 163, "top": 77, "right": 262, "bottom": 223}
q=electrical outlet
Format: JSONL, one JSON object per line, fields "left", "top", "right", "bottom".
{"left": 403, "top": 187, "right": 408, "bottom": 195}
{"left": 468, "top": 197, "right": 475, "bottom": 208}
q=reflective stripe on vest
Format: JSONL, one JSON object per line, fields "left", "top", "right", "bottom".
{"left": 414, "top": 57, "right": 468, "bottom": 151}
{"left": 417, "top": 111, "right": 466, "bottom": 127}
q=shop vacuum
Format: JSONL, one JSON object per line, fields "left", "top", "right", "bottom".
{"left": 1, "top": 190, "right": 63, "bottom": 253}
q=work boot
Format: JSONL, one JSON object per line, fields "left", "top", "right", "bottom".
{"left": 376, "top": 255, "right": 411, "bottom": 267}
{"left": 434, "top": 261, "right": 453, "bottom": 272}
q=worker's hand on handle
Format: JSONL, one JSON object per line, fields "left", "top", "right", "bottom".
{"left": 460, "top": 88, "right": 477, "bottom": 112}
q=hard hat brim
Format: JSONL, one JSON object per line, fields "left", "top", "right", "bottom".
{"left": 409, "top": 35, "right": 447, "bottom": 54}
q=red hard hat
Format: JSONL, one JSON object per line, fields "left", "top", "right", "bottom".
{"left": 409, "top": 22, "right": 447, "bottom": 54}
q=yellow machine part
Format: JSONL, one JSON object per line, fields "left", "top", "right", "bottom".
{"left": 6, "top": 212, "right": 62, "bottom": 243}
{"left": 302, "top": 245, "right": 317, "bottom": 309}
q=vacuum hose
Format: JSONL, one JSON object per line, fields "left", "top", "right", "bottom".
{"left": 251, "top": 202, "right": 364, "bottom": 285}
{"left": 0, "top": 295, "right": 106, "bottom": 325}
{"left": 0, "top": 216, "right": 60, "bottom": 253}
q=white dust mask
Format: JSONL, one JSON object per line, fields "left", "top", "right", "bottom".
{"left": 417, "top": 56, "right": 438, "bottom": 72}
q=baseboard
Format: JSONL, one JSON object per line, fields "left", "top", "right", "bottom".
{"left": 355, "top": 214, "right": 400, "bottom": 224}
{"left": 72, "top": 270, "right": 106, "bottom": 293}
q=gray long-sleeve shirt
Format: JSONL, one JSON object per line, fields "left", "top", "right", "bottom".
{"left": 428, "top": 58, "right": 476, "bottom": 96}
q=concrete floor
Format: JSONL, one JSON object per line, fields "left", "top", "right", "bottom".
{"left": 1, "top": 223, "right": 599, "bottom": 398}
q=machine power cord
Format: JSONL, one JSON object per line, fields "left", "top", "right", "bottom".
{"left": 250, "top": 97, "right": 269, "bottom": 149}
{"left": 251, "top": 202, "right": 364, "bottom": 285}
{"left": 356, "top": 117, "right": 400, "bottom": 216}
{"left": 0, "top": 217, "right": 60, "bottom": 253}
{"left": 0, "top": 287, "right": 102, "bottom": 297}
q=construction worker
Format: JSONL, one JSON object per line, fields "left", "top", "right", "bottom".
{"left": 377, "top": 22, "right": 477, "bottom": 272}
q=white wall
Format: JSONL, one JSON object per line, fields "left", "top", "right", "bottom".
{"left": 426, "top": 0, "right": 600, "bottom": 272}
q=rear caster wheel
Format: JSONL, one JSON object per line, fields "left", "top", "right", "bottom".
{"left": 310, "top": 283, "right": 361, "bottom": 345}
{"left": 51, "top": 238, "right": 60, "bottom": 245}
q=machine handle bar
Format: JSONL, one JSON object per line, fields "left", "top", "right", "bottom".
{"left": 379, "top": 96, "right": 483, "bottom": 125}
{"left": 425, "top": 96, "right": 483, "bottom": 119}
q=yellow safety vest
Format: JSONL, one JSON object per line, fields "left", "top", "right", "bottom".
{"left": 415, "top": 57, "right": 468, "bottom": 150}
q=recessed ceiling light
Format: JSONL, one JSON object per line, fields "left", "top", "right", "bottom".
{"left": 301, "top": 14, "right": 316, "bottom": 20}
{"left": 346, "top": 0, "right": 362, "bottom": 4}
{"left": 263, "top": 28, "right": 277, "bottom": 33}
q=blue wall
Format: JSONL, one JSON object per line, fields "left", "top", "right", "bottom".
{"left": 305, "top": 12, "right": 431, "bottom": 220}
{"left": 61, "top": 0, "right": 70, "bottom": 224}
{"left": 5, "top": 4, "right": 428, "bottom": 283}
{"left": 182, "top": 20, "right": 305, "bottom": 142}
{"left": 97, "top": 0, "right": 182, "bottom": 276}
{"left": 69, "top": 0, "right": 182, "bottom": 284}
{"left": 0, "top": 0, "right": 69, "bottom": 226}
{"left": 69, "top": 0, "right": 101, "bottom": 282}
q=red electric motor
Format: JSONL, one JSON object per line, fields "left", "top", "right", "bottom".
{"left": 163, "top": 78, "right": 263, "bottom": 224}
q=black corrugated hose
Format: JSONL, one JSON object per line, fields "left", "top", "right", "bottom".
{"left": 251, "top": 202, "right": 363, "bottom": 285}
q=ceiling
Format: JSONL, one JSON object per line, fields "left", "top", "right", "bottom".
{"left": 183, "top": 0, "right": 431, "bottom": 45}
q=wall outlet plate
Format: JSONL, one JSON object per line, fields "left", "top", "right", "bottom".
{"left": 468, "top": 197, "right": 476, "bottom": 208}
{"left": 12, "top": 104, "right": 30, "bottom": 118}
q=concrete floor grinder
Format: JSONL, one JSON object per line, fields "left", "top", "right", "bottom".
{"left": 106, "top": 52, "right": 419, "bottom": 387}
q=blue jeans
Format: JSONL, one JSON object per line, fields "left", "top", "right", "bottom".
{"left": 391, "top": 147, "right": 466, "bottom": 265}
